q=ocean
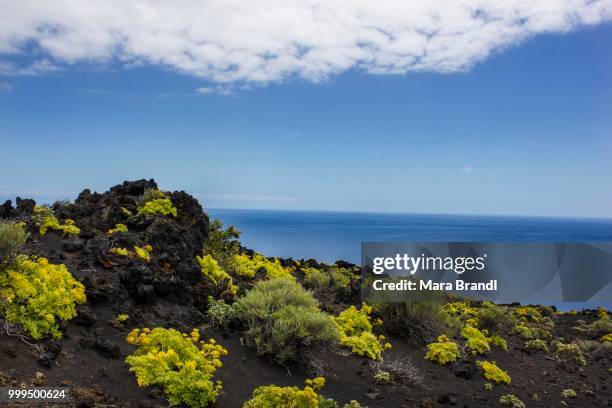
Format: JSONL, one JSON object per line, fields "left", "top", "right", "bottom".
{"left": 207, "top": 209, "right": 612, "bottom": 264}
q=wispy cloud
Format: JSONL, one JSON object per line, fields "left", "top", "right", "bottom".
{"left": 1, "top": 1, "right": 610, "bottom": 84}
{"left": 0, "top": 82, "right": 12, "bottom": 92}
{"left": 460, "top": 166, "right": 473, "bottom": 174}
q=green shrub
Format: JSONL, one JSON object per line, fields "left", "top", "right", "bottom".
{"left": 110, "top": 247, "right": 129, "bottom": 257}
{"left": 512, "top": 323, "right": 552, "bottom": 341}
{"left": 477, "top": 360, "right": 511, "bottom": 384}
{"left": 197, "top": 254, "right": 238, "bottom": 296}
{"left": 461, "top": 324, "right": 491, "bottom": 355}
{"left": 587, "top": 318, "right": 612, "bottom": 338}
{"left": 236, "top": 278, "right": 338, "bottom": 364}
{"left": 499, "top": 394, "right": 525, "bottom": 408}
{"left": 561, "top": 389, "right": 577, "bottom": 398}
{"left": 203, "top": 220, "right": 240, "bottom": 270}
{"left": 513, "top": 306, "right": 543, "bottom": 322}
{"left": 551, "top": 341, "right": 587, "bottom": 366}
{"left": 207, "top": 296, "right": 237, "bottom": 329}
{"left": 302, "top": 267, "right": 331, "bottom": 291}
{"left": 136, "top": 188, "right": 166, "bottom": 207}
{"left": 524, "top": 339, "right": 548, "bottom": 352}
{"left": 490, "top": 334, "right": 508, "bottom": 351}
{"left": 137, "top": 198, "right": 177, "bottom": 217}
{"left": 335, "top": 304, "right": 391, "bottom": 360}
{"left": 126, "top": 328, "right": 227, "bottom": 407}
{"left": 32, "top": 205, "right": 80, "bottom": 236}
{"left": 133, "top": 245, "right": 152, "bottom": 262}
{"left": 0, "top": 256, "right": 86, "bottom": 339}
{"left": 373, "top": 369, "right": 391, "bottom": 384}
{"left": 475, "top": 302, "right": 515, "bottom": 333}
{"left": 375, "top": 297, "right": 456, "bottom": 344}
{"left": 0, "top": 220, "right": 28, "bottom": 268}
{"left": 243, "top": 377, "right": 330, "bottom": 408}
{"left": 424, "top": 335, "right": 460, "bottom": 365}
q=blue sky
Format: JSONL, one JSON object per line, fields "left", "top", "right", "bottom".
{"left": 0, "top": 4, "right": 611, "bottom": 218}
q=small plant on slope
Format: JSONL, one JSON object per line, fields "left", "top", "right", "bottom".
{"left": 137, "top": 198, "right": 177, "bottom": 217}
{"left": 499, "top": 394, "right": 525, "bottom": 408}
{"left": 461, "top": 324, "right": 491, "bottom": 355}
{"left": 32, "top": 205, "right": 80, "bottom": 236}
{"left": 335, "top": 304, "right": 391, "bottom": 361}
{"left": 125, "top": 328, "right": 227, "bottom": 408}
{"left": 424, "top": 334, "right": 460, "bottom": 365}
{"left": 107, "top": 223, "right": 128, "bottom": 236}
{"left": 197, "top": 254, "right": 238, "bottom": 296}
{"left": 243, "top": 377, "right": 332, "bottom": 408}
{"left": 0, "top": 220, "right": 28, "bottom": 268}
{"left": 0, "top": 256, "right": 86, "bottom": 339}
{"left": 477, "top": 360, "right": 511, "bottom": 384}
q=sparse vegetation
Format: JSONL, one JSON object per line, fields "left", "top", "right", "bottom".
{"left": 206, "top": 296, "right": 237, "bottom": 329}
{"left": 125, "top": 328, "right": 227, "bottom": 407}
{"left": 551, "top": 340, "right": 587, "bottom": 366}
{"left": 373, "top": 369, "right": 391, "bottom": 384}
{"left": 524, "top": 339, "right": 548, "bottom": 353}
{"left": 107, "top": 223, "right": 128, "bottom": 236}
{"left": 561, "top": 389, "right": 577, "bottom": 398}
{"left": 243, "top": 377, "right": 333, "bottom": 408}
{"left": 32, "top": 205, "right": 80, "bottom": 236}
{"left": 498, "top": 394, "right": 525, "bottom": 408}
{"left": 197, "top": 254, "right": 238, "bottom": 296}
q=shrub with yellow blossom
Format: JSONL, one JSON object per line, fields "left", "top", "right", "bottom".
{"left": 425, "top": 334, "right": 461, "bottom": 365}
{"left": 137, "top": 198, "right": 177, "bottom": 217}
{"left": 32, "top": 205, "right": 80, "bottom": 236}
{"left": 477, "top": 360, "right": 511, "bottom": 384}
{"left": 243, "top": 377, "right": 332, "bottom": 408}
{"left": 0, "top": 256, "right": 86, "bottom": 339}
{"left": 133, "top": 245, "right": 153, "bottom": 262}
{"left": 233, "top": 253, "right": 294, "bottom": 280}
{"left": 107, "top": 223, "right": 128, "bottom": 236}
{"left": 125, "top": 327, "right": 228, "bottom": 407}
{"left": 197, "top": 254, "right": 238, "bottom": 296}
{"left": 334, "top": 304, "right": 391, "bottom": 360}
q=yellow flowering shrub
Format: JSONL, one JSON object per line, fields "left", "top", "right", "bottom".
{"left": 197, "top": 255, "right": 238, "bottom": 296}
{"left": 461, "top": 325, "right": 491, "bottom": 355}
{"left": 107, "top": 223, "right": 128, "bottom": 236}
{"left": 477, "top": 360, "right": 511, "bottom": 384}
{"left": 233, "top": 253, "right": 294, "bottom": 280}
{"left": 0, "top": 256, "right": 86, "bottom": 339}
{"left": 243, "top": 377, "right": 330, "bottom": 408}
{"left": 32, "top": 205, "right": 80, "bottom": 236}
{"left": 133, "top": 245, "right": 153, "bottom": 262}
{"left": 137, "top": 198, "right": 177, "bottom": 217}
{"left": 334, "top": 304, "right": 391, "bottom": 360}
{"left": 443, "top": 301, "right": 477, "bottom": 317}
{"left": 125, "top": 328, "right": 228, "bottom": 408}
{"left": 425, "top": 334, "right": 460, "bottom": 365}
{"left": 513, "top": 306, "right": 543, "bottom": 322}
{"left": 110, "top": 247, "right": 129, "bottom": 257}
{"left": 601, "top": 333, "right": 612, "bottom": 343}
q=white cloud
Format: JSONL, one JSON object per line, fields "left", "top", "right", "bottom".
{"left": 0, "top": 1, "right": 611, "bottom": 84}
{"left": 460, "top": 165, "right": 473, "bottom": 174}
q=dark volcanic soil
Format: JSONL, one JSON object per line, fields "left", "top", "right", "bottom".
{"left": 0, "top": 180, "right": 610, "bottom": 408}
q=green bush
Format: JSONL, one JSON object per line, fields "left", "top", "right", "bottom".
{"left": 0, "top": 220, "right": 28, "bottom": 268}
{"left": 551, "top": 340, "right": 587, "bottom": 366}
{"left": 335, "top": 304, "right": 391, "bottom": 360}
{"left": 302, "top": 267, "right": 331, "bottom": 291}
{"left": 475, "top": 302, "right": 515, "bottom": 333}
{"left": 424, "top": 334, "right": 460, "bottom": 365}
{"left": 207, "top": 296, "right": 237, "bottom": 329}
{"left": 125, "top": 328, "right": 227, "bottom": 407}
{"left": 236, "top": 278, "right": 338, "bottom": 364}
{"left": 0, "top": 256, "right": 86, "bottom": 339}
{"left": 524, "top": 339, "right": 548, "bottom": 353}
{"left": 136, "top": 188, "right": 166, "bottom": 207}
{"left": 375, "top": 297, "right": 456, "bottom": 344}
{"left": 234, "top": 253, "right": 294, "bottom": 280}
{"left": 587, "top": 318, "right": 612, "bottom": 338}
{"left": 203, "top": 219, "right": 241, "bottom": 271}
{"left": 243, "top": 377, "right": 332, "bottom": 408}
{"left": 499, "top": 394, "right": 525, "bottom": 408}
{"left": 561, "top": 389, "right": 577, "bottom": 398}
{"left": 373, "top": 369, "right": 391, "bottom": 384}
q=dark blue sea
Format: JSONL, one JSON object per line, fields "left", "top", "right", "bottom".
{"left": 208, "top": 209, "right": 612, "bottom": 264}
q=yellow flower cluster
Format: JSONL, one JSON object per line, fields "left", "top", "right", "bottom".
{"left": 197, "top": 254, "right": 238, "bottom": 296}
{"left": 107, "top": 223, "right": 128, "bottom": 236}
{"left": 477, "top": 360, "right": 511, "bottom": 384}
{"left": 137, "top": 198, "right": 177, "bottom": 217}
{"left": 334, "top": 304, "right": 391, "bottom": 360}
{"left": 110, "top": 245, "right": 153, "bottom": 262}
{"left": 33, "top": 206, "right": 80, "bottom": 236}
{"left": 425, "top": 334, "right": 461, "bottom": 365}
{"left": 0, "top": 256, "right": 86, "bottom": 339}
{"left": 125, "top": 327, "right": 228, "bottom": 407}
{"left": 243, "top": 377, "right": 327, "bottom": 408}
{"left": 233, "top": 253, "right": 294, "bottom": 280}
